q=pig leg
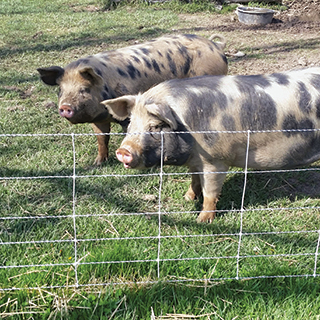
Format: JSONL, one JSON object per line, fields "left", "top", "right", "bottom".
{"left": 196, "top": 161, "right": 229, "bottom": 223}
{"left": 184, "top": 171, "right": 202, "bottom": 201}
{"left": 91, "top": 121, "right": 111, "bottom": 165}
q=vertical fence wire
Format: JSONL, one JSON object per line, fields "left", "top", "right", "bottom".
{"left": 236, "top": 130, "right": 251, "bottom": 279}
{"left": 314, "top": 230, "right": 320, "bottom": 277}
{"left": 157, "top": 131, "right": 165, "bottom": 278}
{"left": 71, "top": 133, "right": 79, "bottom": 287}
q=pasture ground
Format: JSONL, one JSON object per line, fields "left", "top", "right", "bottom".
{"left": 1, "top": 0, "right": 320, "bottom": 319}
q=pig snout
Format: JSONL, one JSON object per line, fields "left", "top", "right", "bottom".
{"left": 116, "top": 147, "right": 134, "bottom": 168}
{"left": 59, "top": 104, "right": 74, "bottom": 119}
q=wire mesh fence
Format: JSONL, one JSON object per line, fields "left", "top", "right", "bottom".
{"left": 0, "top": 129, "right": 320, "bottom": 291}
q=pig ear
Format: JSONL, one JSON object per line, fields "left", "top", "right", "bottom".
{"left": 37, "top": 66, "right": 64, "bottom": 86}
{"left": 146, "top": 104, "right": 178, "bottom": 130}
{"left": 101, "top": 96, "right": 137, "bottom": 121}
{"left": 79, "top": 66, "right": 103, "bottom": 86}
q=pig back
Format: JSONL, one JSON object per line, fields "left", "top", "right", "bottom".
{"left": 144, "top": 68, "right": 320, "bottom": 170}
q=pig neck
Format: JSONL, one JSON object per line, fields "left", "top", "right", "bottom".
{"left": 91, "top": 108, "right": 112, "bottom": 123}
{"left": 162, "top": 121, "right": 193, "bottom": 167}
{"left": 113, "top": 117, "right": 130, "bottom": 130}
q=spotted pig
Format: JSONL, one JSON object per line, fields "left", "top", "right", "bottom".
{"left": 102, "top": 67, "right": 320, "bottom": 223}
{"left": 37, "top": 34, "right": 228, "bottom": 165}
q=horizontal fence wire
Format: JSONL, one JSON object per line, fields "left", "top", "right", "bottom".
{"left": 0, "top": 128, "right": 320, "bottom": 291}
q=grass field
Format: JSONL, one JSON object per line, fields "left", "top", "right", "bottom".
{"left": 1, "top": 0, "right": 320, "bottom": 318}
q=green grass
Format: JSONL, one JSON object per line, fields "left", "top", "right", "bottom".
{"left": 1, "top": 0, "right": 320, "bottom": 318}
{"left": 247, "top": 1, "right": 288, "bottom": 11}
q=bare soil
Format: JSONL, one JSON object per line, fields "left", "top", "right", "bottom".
{"left": 178, "top": 0, "right": 320, "bottom": 75}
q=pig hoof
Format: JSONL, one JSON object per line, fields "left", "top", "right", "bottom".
{"left": 184, "top": 191, "right": 196, "bottom": 201}
{"left": 196, "top": 211, "right": 215, "bottom": 223}
{"left": 94, "top": 155, "right": 108, "bottom": 166}
{"left": 184, "top": 187, "right": 201, "bottom": 201}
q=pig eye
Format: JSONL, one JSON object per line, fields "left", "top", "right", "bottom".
{"left": 150, "top": 124, "right": 162, "bottom": 132}
{"left": 149, "top": 125, "right": 162, "bottom": 140}
{"left": 79, "top": 88, "right": 90, "bottom": 95}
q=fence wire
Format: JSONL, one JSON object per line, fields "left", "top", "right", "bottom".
{"left": 0, "top": 128, "right": 320, "bottom": 291}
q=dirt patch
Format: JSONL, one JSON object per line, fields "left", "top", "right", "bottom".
{"left": 177, "top": 0, "right": 320, "bottom": 75}
{"left": 3, "top": 86, "right": 34, "bottom": 99}
{"left": 70, "top": 4, "right": 100, "bottom": 12}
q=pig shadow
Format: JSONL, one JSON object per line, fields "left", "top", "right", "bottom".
{"left": 218, "top": 167, "right": 320, "bottom": 211}
{"left": 1, "top": 164, "right": 319, "bottom": 273}
{"left": 2, "top": 157, "right": 320, "bottom": 235}
{"left": 157, "top": 165, "right": 320, "bottom": 233}
{"left": 0, "top": 164, "right": 148, "bottom": 235}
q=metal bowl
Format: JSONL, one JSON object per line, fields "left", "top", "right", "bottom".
{"left": 237, "top": 6, "right": 275, "bottom": 25}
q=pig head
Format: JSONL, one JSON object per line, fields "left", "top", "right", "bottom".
{"left": 37, "top": 34, "right": 228, "bottom": 165}
{"left": 102, "top": 68, "right": 320, "bottom": 223}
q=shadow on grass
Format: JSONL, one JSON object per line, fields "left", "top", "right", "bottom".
{"left": 1, "top": 277, "right": 320, "bottom": 319}
{"left": 0, "top": 27, "right": 166, "bottom": 59}
{"left": 1, "top": 162, "right": 319, "bottom": 227}
{"left": 0, "top": 167, "right": 145, "bottom": 204}
{"left": 0, "top": 74, "right": 41, "bottom": 86}
{"left": 1, "top": 164, "right": 319, "bottom": 294}
{"left": 149, "top": 166, "right": 320, "bottom": 230}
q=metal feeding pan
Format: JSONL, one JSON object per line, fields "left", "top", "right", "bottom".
{"left": 237, "top": 6, "right": 275, "bottom": 25}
